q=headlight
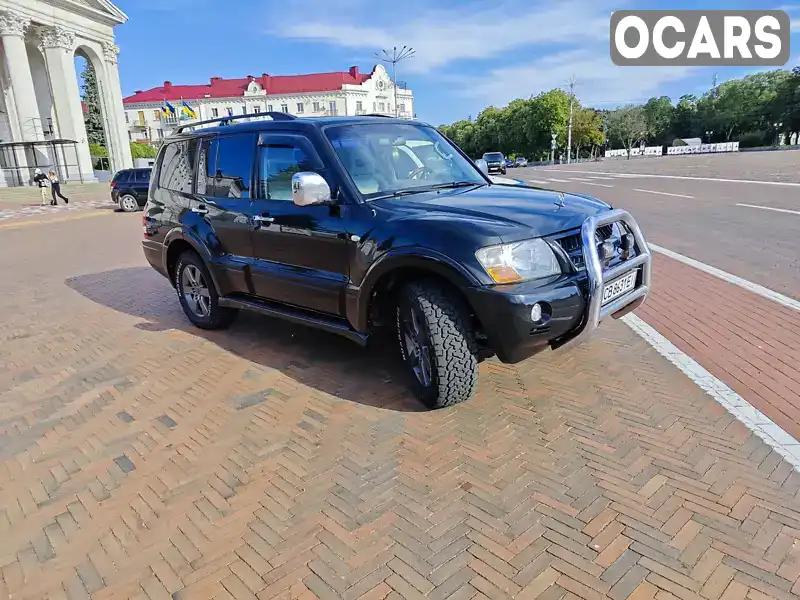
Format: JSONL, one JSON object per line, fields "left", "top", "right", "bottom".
{"left": 475, "top": 238, "right": 561, "bottom": 284}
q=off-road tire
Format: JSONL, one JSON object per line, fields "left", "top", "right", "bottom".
{"left": 396, "top": 280, "right": 478, "bottom": 409}
{"left": 174, "top": 250, "right": 238, "bottom": 330}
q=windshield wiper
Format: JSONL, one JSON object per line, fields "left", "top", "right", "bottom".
{"left": 370, "top": 181, "right": 484, "bottom": 201}
{"left": 429, "top": 181, "right": 485, "bottom": 190}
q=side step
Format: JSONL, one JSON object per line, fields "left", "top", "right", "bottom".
{"left": 218, "top": 295, "right": 368, "bottom": 346}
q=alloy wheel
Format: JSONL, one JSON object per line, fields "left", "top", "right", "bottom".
{"left": 181, "top": 265, "right": 211, "bottom": 318}
{"left": 402, "top": 304, "right": 433, "bottom": 388}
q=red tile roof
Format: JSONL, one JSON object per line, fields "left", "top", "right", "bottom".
{"left": 123, "top": 66, "right": 374, "bottom": 105}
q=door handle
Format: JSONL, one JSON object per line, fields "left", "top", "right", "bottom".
{"left": 191, "top": 205, "right": 208, "bottom": 215}
{"left": 253, "top": 215, "right": 274, "bottom": 224}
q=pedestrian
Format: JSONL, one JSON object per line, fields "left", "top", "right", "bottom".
{"left": 48, "top": 171, "right": 69, "bottom": 205}
{"left": 33, "top": 168, "right": 49, "bottom": 205}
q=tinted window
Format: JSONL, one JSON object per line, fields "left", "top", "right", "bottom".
{"left": 158, "top": 140, "right": 198, "bottom": 193}
{"left": 209, "top": 134, "right": 255, "bottom": 198}
{"left": 258, "top": 143, "right": 316, "bottom": 201}
{"left": 483, "top": 153, "right": 503, "bottom": 161}
{"left": 113, "top": 170, "right": 131, "bottom": 183}
{"left": 135, "top": 169, "right": 150, "bottom": 182}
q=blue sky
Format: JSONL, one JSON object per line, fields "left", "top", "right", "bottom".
{"left": 113, "top": 0, "right": 799, "bottom": 125}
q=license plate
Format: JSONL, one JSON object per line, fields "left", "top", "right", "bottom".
{"left": 601, "top": 271, "right": 637, "bottom": 305}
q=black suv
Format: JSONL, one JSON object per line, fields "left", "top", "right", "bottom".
{"left": 482, "top": 152, "right": 506, "bottom": 174}
{"left": 111, "top": 168, "right": 151, "bottom": 212}
{"left": 142, "top": 113, "right": 652, "bottom": 409}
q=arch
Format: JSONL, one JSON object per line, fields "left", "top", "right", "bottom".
{"left": 74, "top": 43, "right": 118, "bottom": 175}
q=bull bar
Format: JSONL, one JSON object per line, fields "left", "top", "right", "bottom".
{"left": 552, "top": 208, "right": 652, "bottom": 352}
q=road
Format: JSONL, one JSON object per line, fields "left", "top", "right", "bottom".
{"left": 517, "top": 153, "right": 800, "bottom": 301}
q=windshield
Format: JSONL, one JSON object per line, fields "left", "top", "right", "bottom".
{"left": 483, "top": 153, "right": 503, "bottom": 161}
{"left": 325, "top": 123, "right": 485, "bottom": 200}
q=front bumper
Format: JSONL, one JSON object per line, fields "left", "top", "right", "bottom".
{"left": 466, "top": 208, "right": 652, "bottom": 363}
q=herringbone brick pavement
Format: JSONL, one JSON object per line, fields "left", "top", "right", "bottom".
{"left": 1, "top": 216, "right": 800, "bottom": 600}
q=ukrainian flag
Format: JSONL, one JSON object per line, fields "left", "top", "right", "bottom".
{"left": 181, "top": 101, "right": 197, "bottom": 120}
{"left": 163, "top": 100, "right": 176, "bottom": 116}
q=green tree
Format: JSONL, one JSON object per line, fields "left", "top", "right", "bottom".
{"left": 770, "top": 66, "right": 800, "bottom": 141}
{"left": 79, "top": 61, "right": 106, "bottom": 146}
{"left": 643, "top": 96, "right": 674, "bottom": 145}
{"left": 571, "top": 108, "right": 605, "bottom": 158}
{"left": 130, "top": 142, "right": 157, "bottom": 159}
{"left": 604, "top": 105, "right": 647, "bottom": 158}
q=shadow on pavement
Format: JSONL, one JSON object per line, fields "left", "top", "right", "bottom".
{"left": 65, "top": 267, "right": 424, "bottom": 412}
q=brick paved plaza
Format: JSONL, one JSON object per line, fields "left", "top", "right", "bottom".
{"left": 1, "top": 198, "right": 800, "bottom": 600}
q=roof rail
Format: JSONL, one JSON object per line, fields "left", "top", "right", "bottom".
{"left": 175, "top": 111, "right": 297, "bottom": 134}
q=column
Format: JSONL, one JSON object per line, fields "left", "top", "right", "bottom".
{"left": 102, "top": 41, "right": 132, "bottom": 170}
{"left": 40, "top": 25, "right": 96, "bottom": 182}
{"left": 0, "top": 11, "right": 42, "bottom": 141}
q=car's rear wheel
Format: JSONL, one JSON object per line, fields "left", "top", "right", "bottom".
{"left": 174, "top": 251, "right": 238, "bottom": 330}
{"left": 119, "top": 194, "right": 139, "bottom": 212}
{"left": 396, "top": 280, "right": 478, "bottom": 409}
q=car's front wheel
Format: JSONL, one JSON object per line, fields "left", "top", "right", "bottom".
{"left": 174, "top": 251, "right": 238, "bottom": 330}
{"left": 396, "top": 281, "right": 478, "bottom": 409}
{"left": 119, "top": 194, "right": 140, "bottom": 212}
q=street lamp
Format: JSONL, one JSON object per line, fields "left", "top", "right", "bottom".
{"left": 375, "top": 46, "right": 415, "bottom": 117}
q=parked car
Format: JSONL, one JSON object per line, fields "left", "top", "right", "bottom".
{"left": 143, "top": 113, "right": 652, "bottom": 409}
{"left": 110, "top": 168, "right": 151, "bottom": 212}
{"left": 515, "top": 157, "right": 528, "bottom": 168}
{"left": 505, "top": 157, "right": 514, "bottom": 168}
{"left": 481, "top": 152, "right": 506, "bottom": 174}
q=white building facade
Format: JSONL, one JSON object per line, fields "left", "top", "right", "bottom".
{"left": 0, "top": 0, "right": 132, "bottom": 186}
{"left": 123, "top": 64, "right": 414, "bottom": 143}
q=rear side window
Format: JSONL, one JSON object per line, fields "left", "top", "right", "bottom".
{"left": 135, "top": 169, "right": 150, "bottom": 183}
{"left": 158, "top": 139, "right": 198, "bottom": 193}
{"left": 196, "top": 137, "right": 218, "bottom": 196}
{"left": 113, "top": 170, "right": 131, "bottom": 183}
{"left": 209, "top": 133, "right": 256, "bottom": 199}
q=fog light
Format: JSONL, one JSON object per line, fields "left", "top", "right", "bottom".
{"left": 531, "top": 303, "right": 542, "bottom": 322}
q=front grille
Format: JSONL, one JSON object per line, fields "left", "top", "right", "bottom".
{"left": 555, "top": 232, "right": 585, "bottom": 270}
{"left": 554, "top": 222, "right": 634, "bottom": 271}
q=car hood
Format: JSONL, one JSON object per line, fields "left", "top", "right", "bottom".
{"left": 374, "top": 183, "right": 611, "bottom": 241}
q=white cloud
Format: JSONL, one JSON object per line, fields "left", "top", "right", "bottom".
{"left": 449, "top": 50, "right": 694, "bottom": 108}
{"left": 271, "top": 0, "right": 614, "bottom": 74}
{"left": 268, "top": 0, "right": 699, "bottom": 112}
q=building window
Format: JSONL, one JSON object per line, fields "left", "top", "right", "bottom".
{"left": 125, "top": 113, "right": 129, "bottom": 123}
{"left": 378, "top": 102, "right": 385, "bottom": 112}
{"left": 373, "top": 101, "right": 377, "bottom": 111}
{"left": 296, "top": 102, "right": 304, "bottom": 113}
{"left": 211, "top": 107, "right": 219, "bottom": 117}
{"left": 355, "top": 101, "right": 363, "bottom": 113}
{"left": 154, "top": 109, "right": 161, "bottom": 121}
{"left": 313, "top": 101, "right": 321, "bottom": 112}
{"left": 226, "top": 107, "right": 233, "bottom": 116}
{"left": 127, "top": 131, "right": 132, "bottom": 141}
{"left": 281, "top": 104, "right": 288, "bottom": 113}
{"left": 252, "top": 105, "right": 261, "bottom": 113}
{"left": 399, "top": 103, "right": 405, "bottom": 113}
{"left": 329, "top": 101, "right": 336, "bottom": 114}
{"left": 156, "top": 129, "right": 163, "bottom": 138}
{"left": 267, "top": 104, "right": 273, "bottom": 112}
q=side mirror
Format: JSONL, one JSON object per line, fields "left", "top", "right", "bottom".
{"left": 292, "top": 172, "right": 331, "bottom": 207}
{"left": 474, "top": 159, "right": 489, "bottom": 175}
